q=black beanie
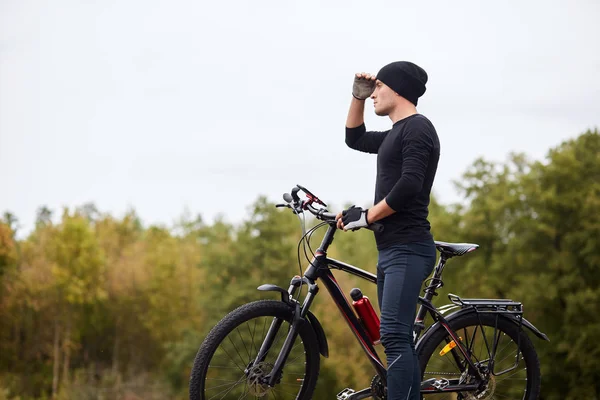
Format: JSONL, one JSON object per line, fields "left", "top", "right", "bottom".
{"left": 376, "top": 61, "right": 428, "bottom": 106}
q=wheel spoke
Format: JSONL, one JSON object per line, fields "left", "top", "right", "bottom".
{"left": 217, "top": 342, "right": 246, "bottom": 374}
{"left": 227, "top": 334, "right": 248, "bottom": 369}
{"left": 206, "top": 375, "right": 246, "bottom": 400}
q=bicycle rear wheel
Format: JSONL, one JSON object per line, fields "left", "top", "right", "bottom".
{"left": 189, "top": 300, "right": 320, "bottom": 400}
{"left": 417, "top": 312, "right": 541, "bottom": 399}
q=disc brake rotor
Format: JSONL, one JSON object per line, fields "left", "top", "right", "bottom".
{"left": 247, "top": 362, "right": 274, "bottom": 397}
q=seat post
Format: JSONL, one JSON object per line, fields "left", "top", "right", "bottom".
{"left": 414, "top": 255, "right": 448, "bottom": 338}
{"left": 423, "top": 254, "right": 448, "bottom": 302}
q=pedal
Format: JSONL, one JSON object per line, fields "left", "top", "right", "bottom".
{"left": 421, "top": 378, "right": 437, "bottom": 389}
{"left": 421, "top": 377, "right": 449, "bottom": 390}
{"left": 336, "top": 388, "right": 356, "bottom": 400}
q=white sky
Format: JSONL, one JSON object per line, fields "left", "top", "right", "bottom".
{"left": 1, "top": 0, "right": 599, "bottom": 237}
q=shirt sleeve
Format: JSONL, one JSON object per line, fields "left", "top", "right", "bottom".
{"left": 345, "top": 123, "right": 389, "bottom": 154}
{"left": 385, "top": 123, "right": 433, "bottom": 211}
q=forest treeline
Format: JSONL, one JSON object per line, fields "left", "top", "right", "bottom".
{"left": 0, "top": 129, "right": 598, "bottom": 400}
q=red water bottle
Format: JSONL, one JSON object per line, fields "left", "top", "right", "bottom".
{"left": 350, "top": 288, "right": 381, "bottom": 345}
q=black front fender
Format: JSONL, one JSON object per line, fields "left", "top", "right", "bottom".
{"left": 306, "top": 310, "right": 329, "bottom": 358}
{"left": 257, "top": 284, "right": 329, "bottom": 358}
{"left": 258, "top": 284, "right": 291, "bottom": 304}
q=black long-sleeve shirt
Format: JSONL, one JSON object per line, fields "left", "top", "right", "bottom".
{"left": 345, "top": 114, "right": 440, "bottom": 249}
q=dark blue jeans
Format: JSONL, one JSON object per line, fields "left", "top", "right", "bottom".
{"left": 377, "top": 241, "right": 436, "bottom": 400}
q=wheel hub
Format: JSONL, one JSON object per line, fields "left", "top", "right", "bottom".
{"left": 247, "top": 362, "right": 274, "bottom": 397}
{"left": 463, "top": 374, "right": 496, "bottom": 400}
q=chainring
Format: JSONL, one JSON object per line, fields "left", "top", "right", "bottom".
{"left": 370, "top": 375, "right": 386, "bottom": 400}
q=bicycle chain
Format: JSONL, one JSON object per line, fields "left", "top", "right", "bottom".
{"left": 424, "top": 371, "right": 461, "bottom": 376}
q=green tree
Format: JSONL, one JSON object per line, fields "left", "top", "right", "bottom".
{"left": 45, "top": 209, "right": 107, "bottom": 397}
{"left": 505, "top": 130, "right": 600, "bottom": 399}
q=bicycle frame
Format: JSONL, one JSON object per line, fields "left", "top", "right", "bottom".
{"left": 313, "top": 257, "right": 387, "bottom": 381}
{"left": 259, "top": 222, "right": 484, "bottom": 392}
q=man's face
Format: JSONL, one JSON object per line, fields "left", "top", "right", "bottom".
{"left": 371, "top": 80, "right": 398, "bottom": 116}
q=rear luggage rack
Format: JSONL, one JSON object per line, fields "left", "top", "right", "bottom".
{"left": 448, "top": 293, "right": 523, "bottom": 314}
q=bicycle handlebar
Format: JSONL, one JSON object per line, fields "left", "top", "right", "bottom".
{"left": 279, "top": 185, "right": 384, "bottom": 233}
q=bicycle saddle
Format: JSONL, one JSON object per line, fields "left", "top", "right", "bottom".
{"left": 434, "top": 241, "right": 479, "bottom": 257}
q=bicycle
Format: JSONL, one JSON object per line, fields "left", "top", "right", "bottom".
{"left": 189, "top": 184, "right": 549, "bottom": 399}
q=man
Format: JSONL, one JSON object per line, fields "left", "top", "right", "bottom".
{"left": 336, "top": 61, "right": 440, "bottom": 400}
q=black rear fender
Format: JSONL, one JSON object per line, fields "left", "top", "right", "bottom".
{"left": 417, "top": 307, "right": 549, "bottom": 352}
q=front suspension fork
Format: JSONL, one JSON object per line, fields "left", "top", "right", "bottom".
{"left": 253, "top": 276, "right": 318, "bottom": 387}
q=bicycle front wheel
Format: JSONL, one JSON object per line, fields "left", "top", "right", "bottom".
{"left": 418, "top": 312, "right": 541, "bottom": 399}
{"left": 189, "top": 300, "right": 320, "bottom": 400}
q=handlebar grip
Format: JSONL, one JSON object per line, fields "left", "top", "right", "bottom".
{"left": 368, "top": 223, "right": 384, "bottom": 233}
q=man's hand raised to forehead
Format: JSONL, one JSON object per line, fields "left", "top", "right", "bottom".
{"left": 352, "top": 72, "right": 376, "bottom": 100}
